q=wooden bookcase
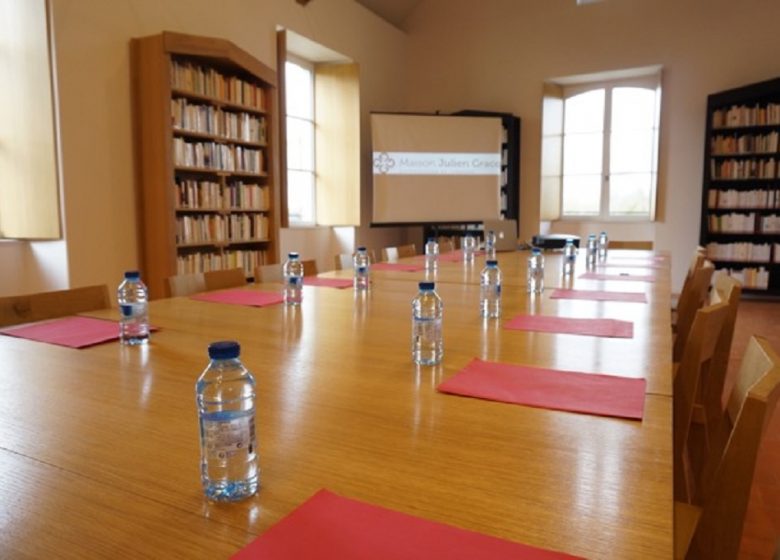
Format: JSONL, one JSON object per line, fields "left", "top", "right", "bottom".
{"left": 131, "top": 31, "right": 278, "bottom": 298}
{"left": 700, "top": 76, "right": 780, "bottom": 295}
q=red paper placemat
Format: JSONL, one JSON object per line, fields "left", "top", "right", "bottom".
{"left": 304, "top": 277, "right": 353, "bottom": 289}
{"left": 504, "top": 314, "right": 633, "bottom": 338}
{"left": 191, "top": 289, "right": 285, "bottom": 307}
{"left": 232, "top": 489, "right": 582, "bottom": 560}
{"left": 579, "top": 272, "right": 656, "bottom": 283}
{"left": 550, "top": 289, "right": 647, "bottom": 303}
{"left": 0, "top": 316, "right": 123, "bottom": 348}
{"left": 438, "top": 358, "right": 646, "bottom": 420}
{"left": 372, "top": 262, "right": 425, "bottom": 272}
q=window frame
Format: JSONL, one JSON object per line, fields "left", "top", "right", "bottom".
{"left": 284, "top": 54, "right": 317, "bottom": 227}
{"left": 559, "top": 74, "right": 661, "bottom": 222}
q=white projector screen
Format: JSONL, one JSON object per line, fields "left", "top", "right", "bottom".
{"left": 371, "top": 113, "right": 503, "bottom": 224}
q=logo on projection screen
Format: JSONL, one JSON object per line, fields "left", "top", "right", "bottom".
{"left": 373, "top": 152, "right": 500, "bottom": 176}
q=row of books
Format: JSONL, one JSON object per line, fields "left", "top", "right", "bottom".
{"left": 716, "top": 267, "right": 770, "bottom": 290}
{"left": 707, "top": 189, "right": 780, "bottom": 209}
{"left": 173, "top": 139, "right": 264, "bottom": 173}
{"left": 176, "top": 214, "right": 269, "bottom": 245}
{"left": 759, "top": 214, "right": 780, "bottom": 233}
{"left": 170, "top": 59, "right": 265, "bottom": 110}
{"left": 710, "top": 158, "right": 777, "bottom": 180}
{"left": 175, "top": 180, "right": 269, "bottom": 210}
{"left": 707, "top": 213, "right": 756, "bottom": 233}
{"left": 176, "top": 249, "right": 268, "bottom": 278}
{"left": 711, "top": 103, "right": 780, "bottom": 128}
{"left": 705, "top": 242, "right": 773, "bottom": 262}
{"left": 710, "top": 131, "right": 780, "bottom": 155}
{"left": 171, "top": 98, "right": 267, "bottom": 144}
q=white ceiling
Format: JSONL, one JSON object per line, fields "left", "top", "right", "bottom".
{"left": 354, "top": 0, "right": 424, "bottom": 30}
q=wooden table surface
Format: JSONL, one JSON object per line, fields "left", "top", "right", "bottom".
{"left": 0, "top": 250, "right": 673, "bottom": 559}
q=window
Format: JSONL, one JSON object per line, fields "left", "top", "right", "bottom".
{"left": 560, "top": 76, "right": 660, "bottom": 220}
{"left": 285, "top": 57, "right": 316, "bottom": 225}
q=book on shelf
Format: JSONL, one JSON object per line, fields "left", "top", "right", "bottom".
{"left": 711, "top": 103, "right": 780, "bottom": 128}
{"left": 710, "top": 158, "right": 777, "bottom": 180}
{"left": 707, "top": 188, "right": 780, "bottom": 209}
{"left": 706, "top": 241, "right": 772, "bottom": 263}
{"left": 176, "top": 248, "right": 267, "bottom": 278}
{"left": 170, "top": 59, "right": 266, "bottom": 111}
{"left": 708, "top": 212, "right": 756, "bottom": 233}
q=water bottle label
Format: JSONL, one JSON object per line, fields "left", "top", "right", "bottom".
{"left": 120, "top": 303, "right": 145, "bottom": 318}
{"left": 414, "top": 317, "right": 441, "bottom": 340}
{"left": 357, "top": 266, "right": 367, "bottom": 273}
{"left": 202, "top": 414, "right": 255, "bottom": 459}
{"left": 287, "top": 277, "right": 303, "bottom": 287}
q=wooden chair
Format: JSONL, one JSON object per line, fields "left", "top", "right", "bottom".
{"left": 165, "top": 272, "right": 206, "bottom": 297}
{"left": 673, "top": 301, "right": 729, "bottom": 502}
{"left": 437, "top": 237, "right": 456, "bottom": 253}
{"left": 302, "top": 259, "right": 318, "bottom": 277}
{"left": 675, "top": 336, "right": 780, "bottom": 559}
{"left": 203, "top": 268, "right": 246, "bottom": 291}
{"left": 255, "top": 263, "right": 283, "bottom": 283}
{"left": 381, "top": 244, "right": 416, "bottom": 262}
{"left": 688, "top": 273, "right": 742, "bottom": 490}
{"left": 608, "top": 240, "right": 654, "bottom": 250}
{"left": 673, "top": 260, "right": 715, "bottom": 363}
{"left": 0, "top": 285, "right": 110, "bottom": 328}
{"left": 673, "top": 249, "right": 706, "bottom": 313}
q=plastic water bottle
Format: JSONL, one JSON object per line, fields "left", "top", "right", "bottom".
{"left": 562, "top": 239, "right": 577, "bottom": 276}
{"left": 598, "top": 231, "right": 609, "bottom": 260}
{"left": 527, "top": 248, "right": 545, "bottom": 293}
{"left": 586, "top": 234, "right": 598, "bottom": 267}
{"left": 411, "top": 281, "right": 443, "bottom": 365}
{"left": 480, "top": 259, "right": 502, "bottom": 318}
{"left": 283, "top": 252, "right": 304, "bottom": 305}
{"left": 485, "top": 230, "right": 497, "bottom": 260}
{"left": 425, "top": 238, "right": 439, "bottom": 271}
{"left": 196, "top": 341, "right": 258, "bottom": 502}
{"left": 353, "top": 246, "right": 370, "bottom": 290}
{"left": 117, "top": 270, "right": 149, "bottom": 345}
{"left": 462, "top": 234, "right": 477, "bottom": 263}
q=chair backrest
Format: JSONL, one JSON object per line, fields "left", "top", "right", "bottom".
{"left": 255, "top": 263, "right": 284, "bottom": 283}
{"left": 698, "top": 273, "right": 742, "bottom": 462}
{"left": 673, "top": 261, "right": 715, "bottom": 362}
{"left": 165, "top": 273, "right": 206, "bottom": 297}
{"left": 302, "top": 259, "right": 318, "bottom": 277}
{"left": 204, "top": 268, "right": 246, "bottom": 291}
{"left": 334, "top": 253, "right": 353, "bottom": 271}
{"left": 608, "top": 240, "right": 654, "bottom": 250}
{"left": 673, "top": 300, "right": 729, "bottom": 502}
{"left": 686, "top": 336, "right": 780, "bottom": 559}
{"left": 0, "top": 285, "right": 111, "bottom": 327}
{"left": 382, "top": 244, "right": 417, "bottom": 261}
{"left": 437, "top": 237, "right": 456, "bottom": 253}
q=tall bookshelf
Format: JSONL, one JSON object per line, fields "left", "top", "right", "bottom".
{"left": 131, "top": 32, "right": 278, "bottom": 298}
{"left": 701, "top": 77, "right": 780, "bottom": 296}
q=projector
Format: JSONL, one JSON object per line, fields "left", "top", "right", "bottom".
{"left": 532, "top": 233, "right": 580, "bottom": 250}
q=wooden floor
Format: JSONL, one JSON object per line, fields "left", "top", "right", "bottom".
{"left": 728, "top": 300, "right": 780, "bottom": 559}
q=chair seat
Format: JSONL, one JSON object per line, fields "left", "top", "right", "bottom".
{"left": 674, "top": 501, "right": 702, "bottom": 559}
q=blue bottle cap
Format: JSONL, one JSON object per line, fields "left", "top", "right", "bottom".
{"left": 208, "top": 341, "right": 240, "bottom": 360}
{"left": 486, "top": 260, "right": 498, "bottom": 266}
{"left": 588, "top": 234, "right": 596, "bottom": 238}
{"left": 419, "top": 281, "right": 435, "bottom": 291}
{"left": 124, "top": 270, "right": 140, "bottom": 280}
{"left": 288, "top": 252, "right": 299, "bottom": 259}
{"left": 357, "top": 246, "right": 366, "bottom": 252}
{"left": 427, "top": 237, "right": 436, "bottom": 242}
{"left": 532, "top": 248, "right": 541, "bottom": 254}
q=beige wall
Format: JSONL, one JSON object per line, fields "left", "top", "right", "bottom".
{"left": 402, "top": 0, "right": 780, "bottom": 290}
{"left": 0, "top": 0, "right": 410, "bottom": 297}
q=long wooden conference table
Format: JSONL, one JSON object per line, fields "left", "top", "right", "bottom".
{"left": 0, "top": 249, "right": 673, "bottom": 559}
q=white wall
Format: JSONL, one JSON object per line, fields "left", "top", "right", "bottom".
{"left": 401, "top": 0, "right": 780, "bottom": 290}
{"left": 0, "top": 0, "right": 411, "bottom": 296}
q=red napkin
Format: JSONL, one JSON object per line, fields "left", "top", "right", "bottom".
{"left": 550, "top": 289, "right": 647, "bottom": 303}
{"left": 504, "top": 314, "right": 633, "bottom": 338}
{"left": 232, "top": 489, "right": 583, "bottom": 560}
{"left": 579, "top": 272, "right": 655, "bottom": 283}
{"left": 0, "top": 316, "right": 123, "bottom": 348}
{"left": 191, "top": 289, "right": 284, "bottom": 307}
{"left": 438, "top": 358, "right": 646, "bottom": 420}
{"left": 304, "top": 277, "right": 353, "bottom": 289}
{"left": 372, "top": 262, "right": 425, "bottom": 272}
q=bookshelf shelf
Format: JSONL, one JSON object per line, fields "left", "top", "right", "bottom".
{"left": 701, "top": 76, "right": 780, "bottom": 296}
{"left": 132, "top": 31, "right": 278, "bottom": 298}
